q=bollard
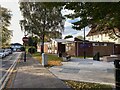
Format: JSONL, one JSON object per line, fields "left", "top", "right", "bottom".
{"left": 42, "top": 53, "right": 48, "bottom": 66}
{"left": 114, "top": 60, "right": 120, "bottom": 90}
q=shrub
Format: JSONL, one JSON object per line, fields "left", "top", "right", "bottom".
{"left": 20, "top": 47, "right": 25, "bottom": 51}
{"left": 28, "top": 47, "right": 36, "bottom": 54}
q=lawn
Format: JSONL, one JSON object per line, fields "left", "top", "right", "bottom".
{"left": 64, "top": 80, "right": 113, "bottom": 90}
{"left": 32, "top": 52, "right": 63, "bottom": 66}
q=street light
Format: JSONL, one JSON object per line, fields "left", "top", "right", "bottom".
{"left": 83, "top": 27, "right": 86, "bottom": 59}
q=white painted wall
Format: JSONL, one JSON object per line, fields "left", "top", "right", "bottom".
{"left": 86, "top": 34, "right": 120, "bottom": 44}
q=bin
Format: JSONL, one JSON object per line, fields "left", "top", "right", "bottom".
{"left": 58, "top": 53, "right": 62, "bottom": 57}
{"left": 42, "top": 53, "right": 48, "bottom": 66}
{"left": 114, "top": 60, "right": 120, "bottom": 90}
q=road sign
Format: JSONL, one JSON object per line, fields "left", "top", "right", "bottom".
{"left": 22, "top": 36, "right": 29, "bottom": 43}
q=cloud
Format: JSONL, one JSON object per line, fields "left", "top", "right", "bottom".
{"left": 64, "top": 21, "right": 72, "bottom": 27}
{"left": 62, "top": 19, "right": 90, "bottom": 38}
{"left": 0, "top": 1, "right": 24, "bottom": 44}
{"left": 67, "top": 17, "right": 80, "bottom": 23}
{"left": 61, "top": 9, "right": 74, "bottom": 16}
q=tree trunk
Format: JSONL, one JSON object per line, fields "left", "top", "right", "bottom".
{"left": 41, "top": 34, "right": 44, "bottom": 54}
{"left": 41, "top": 8, "right": 46, "bottom": 54}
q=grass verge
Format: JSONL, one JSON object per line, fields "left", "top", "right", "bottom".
{"left": 64, "top": 80, "right": 113, "bottom": 90}
{"left": 32, "top": 52, "right": 62, "bottom": 67}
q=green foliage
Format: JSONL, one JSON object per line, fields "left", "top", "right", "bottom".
{"left": 65, "top": 2, "right": 120, "bottom": 38}
{"left": 28, "top": 47, "right": 37, "bottom": 54}
{"left": 64, "top": 35, "right": 73, "bottom": 39}
{"left": 47, "top": 54, "right": 63, "bottom": 61}
{"left": 19, "top": 2, "right": 65, "bottom": 53}
{"left": 19, "top": 2, "right": 65, "bottom": 37}
{"left": 20, "top": 47, "right": 25, "bottom": 51}
{"left": 32, "top": 52, "right": 41, "bottom": 57}
{"left": 28, "top": 37, "right": 33, "bottom": 46}
{"left": 1, "top": 6, "right": 12, "bottom": 46}
{"left": 28, "top": 36, "right": 38, "bottom": 50}
{"left": 76, "top": 35, "right": 84, "bottom": 40}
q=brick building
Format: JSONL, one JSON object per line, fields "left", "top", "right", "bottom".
{"left": 66, "top": 38, "right": 120, "bottom": 57}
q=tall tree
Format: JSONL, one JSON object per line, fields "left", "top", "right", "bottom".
{"left": 65, "top": 2, "right": 120, "bottom": 39}
{"left": 76, "top": 35, "right": 84, "bottom": 40}
{"left": 19, "top": 2, "right": 65, "bottom": 53}
{"left": 64, "top": 35, "right": 73, "bottom": 39}
{"left": 0, "top": 6, "right": 12, "bottom": 47}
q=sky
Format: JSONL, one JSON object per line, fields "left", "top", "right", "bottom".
{"left": 0, "top": 1, "right": 90, "bottom": 44}
{"left": 0, "top": 0, "right": 24, "bottom": 44}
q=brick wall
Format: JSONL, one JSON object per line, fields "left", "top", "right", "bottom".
{"left": 114, "top": 44, "right": 120, "bottom": 54}
{"left": 66, "top": 43, "right": 76, "bottom": 56}
{"left": 75, "top": 42, "right": 115, "bottom": 57}
{"left": 93, "top": 46, "right": 113, "bottom": 56}
{"left": 44, "top": 44, "right": 48, "bottom": 53}
{"left": 75, "top": 42, "right": 93, "bottom": 57}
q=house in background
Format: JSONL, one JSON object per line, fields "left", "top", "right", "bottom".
{"left": 37, "top": 39, "right": 72, "bottom": 54}
{"left": 86, "top": 27, "right": 120, "bottom": 44}
{"left": 48, "top": 38, "right": 73, "bottom": 54}
{"left": 37, "top": 42, "right": 50, "bottom": 53}
{"left": 10, "top": 43, "right": 23, "bottom": 51}
{"left": 37, "top": 37, "right": 120, "bottom": 56}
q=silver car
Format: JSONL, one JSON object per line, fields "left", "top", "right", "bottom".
{"left": 4, "top": 49, "right": 10, "bottom": 56}
{"left": 0, "top": 49, "right": 5, "bottom": 58}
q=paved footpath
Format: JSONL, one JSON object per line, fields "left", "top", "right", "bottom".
{"left": 10, "top": 54, "right": 70, "bottom": 88}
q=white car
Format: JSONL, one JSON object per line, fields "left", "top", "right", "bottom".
{"left": 0, "top": 49, "right": 5, "bottom": 58}
{"left": 4, "top": 49, "right": 10, "bottom": 56}
{"left": 5, "top": 49, "right": 12, "bottom": 54}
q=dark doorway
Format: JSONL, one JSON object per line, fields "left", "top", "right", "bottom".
{"left": 58, "top": 43, "right": 66, "bottom": 53}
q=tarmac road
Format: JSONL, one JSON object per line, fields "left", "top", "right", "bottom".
{"left": 0, "top": 52, "right": 21, "bottom": 80}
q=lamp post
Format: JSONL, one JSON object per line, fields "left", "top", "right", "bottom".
{"left": 83, "top": 27, "right": 86, "bottom": 59}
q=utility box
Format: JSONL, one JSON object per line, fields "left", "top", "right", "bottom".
{"left": 42, "top": 53, "right": 48, "bottom": 66}
{"left": 93, "top": 52, "right": 100, "bottom": 61}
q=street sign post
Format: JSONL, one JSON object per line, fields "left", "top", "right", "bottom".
{"left": 22, "top": 36, "right": 29, "bottom": 43}
{"left": 22, "top": 36, "right": 28, "bottom": 62}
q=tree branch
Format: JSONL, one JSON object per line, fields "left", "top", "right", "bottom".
{"left": 112, "top": 28, "right": 120, "bottom": 38}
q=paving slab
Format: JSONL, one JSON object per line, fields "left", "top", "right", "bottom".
{"left": 49, "top": 57, "right": 115, "bottom": 86}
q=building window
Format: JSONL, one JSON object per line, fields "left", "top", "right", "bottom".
{"left": 101, "top": 43, "right": 107, "bottom": 46}
{"left": 93, "top": 43, "right": 99, "bottom": 46}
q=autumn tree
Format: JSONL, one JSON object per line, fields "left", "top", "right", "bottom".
{"left": 0, "top": 6, "right": 12, "bottom": 47}
{"left": 19, "top": 2, "right": 65, "bottom": 53}
{"left": 76, "top": 35, "right": 84, "bottom": 40}
{"left": 64, "top": 35, "right": 73, "bottom": 39}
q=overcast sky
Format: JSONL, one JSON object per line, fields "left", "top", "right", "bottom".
{"left": 0, "top": 1, "right": 90, "bottom": 44}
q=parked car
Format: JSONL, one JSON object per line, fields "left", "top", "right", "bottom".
{"left": 4, "top": 49, "right": 10, "bottom": 56}
{"left": 5, "top": 49, "right": 12, "bottom": 54}
{"left": 0, "top": 49, "right": 6, "bottom": 58}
